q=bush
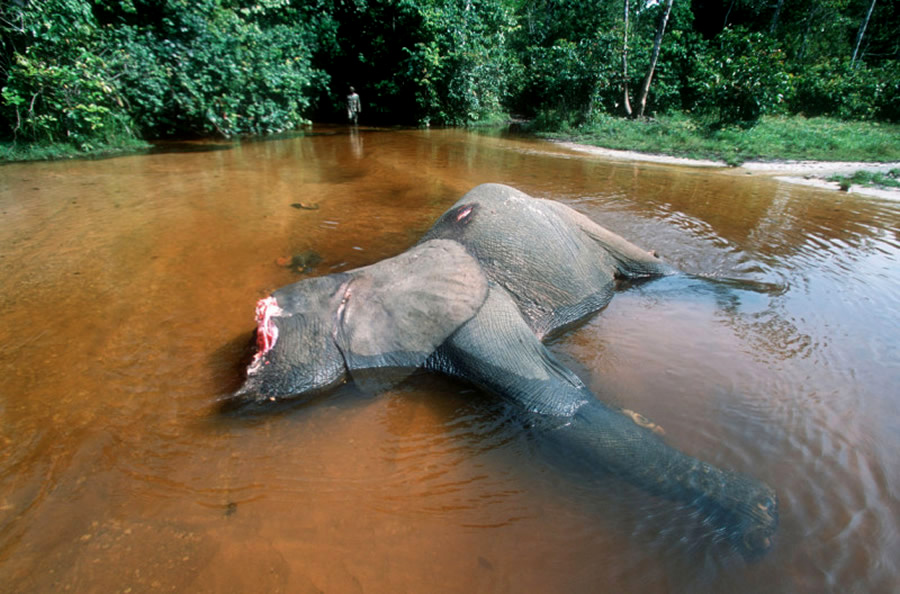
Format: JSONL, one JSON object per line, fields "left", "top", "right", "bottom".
{"left": 402, "top": 0, "right": 519, "bottom": 126}
{"left": 872, "top": 61, "right": 900, "bottom": 123}
{"left": 519, "top": 34, "right": 618, "bottom": 120}
{"left": 689, "top": 27, "right": 791, "bottom": 129}
{"left": 0, "top": 0, "right": 136, "bottom": 149}
{"left": 791, "top": 59, "right": 900, "bottom": 123}
{"left": 792, "top": 59, "right": 875, "bottom": 120}
{"left": 1, "top": 0, "right": 329, "bottom": 145}
{"left": 107, "top": 1, "right": 328, "bottom": 138}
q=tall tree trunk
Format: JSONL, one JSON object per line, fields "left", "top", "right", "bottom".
{"left": 769, "top": 0, "right": 784, "bottom": 33}
{"left": 851, "top": 0, "right": 877, "bottom": 64}
{"left": 637, "top": 0, "right": 675, "bottom": 118}
{"left": 722, "top": 0, "right": 736, "bottom": 29}
{"left": 622, "top": 0, "right": 633, "bottom": 117}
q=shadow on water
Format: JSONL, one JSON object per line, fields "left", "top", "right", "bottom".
{"left": 145, "top": 125, "right": 402, "bottom": 157}
{"left": 621, "top": 272, "right": 789, "bottom": 307}
{"left": 213, "top": 316, "right": 772, "bottom": 567}
{"left": 148, "top": 140, "right": 237, "bottom": 155}
{"left": 212, "top": 382, "right": 367, "bottom": 424}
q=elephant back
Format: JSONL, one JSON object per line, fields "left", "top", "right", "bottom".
{"left": 420, "top": 183, "right": 623, "bottom": 338}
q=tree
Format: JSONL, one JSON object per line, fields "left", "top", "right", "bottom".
{"left": 621, "top": 0, "right": 634, "bottom": 116}
{"left": 0, "top": 0, "right": 136, "bottom": 147}
{"left": 637, "top": 0, "right": 676, "bottom": 117}
{"left": 851, "top": 0, "right": 877, "bottom": 63}
{"left": 691, "top": 27, "right": 791, "bottom": 128}
{"left": 403, "top": 0, "right": 519, "bottom": 125}
{"left": 769, "top": 0, "right": 785, "bottom": 32}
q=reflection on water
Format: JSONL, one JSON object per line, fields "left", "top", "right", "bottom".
{"left": 1, "top": 126, "right": 898, "bottom": 592}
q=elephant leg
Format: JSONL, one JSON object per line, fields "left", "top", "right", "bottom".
{"left": 428, "top": 285, "right": 778, "bottom": 558}
{"left": 428, "top": 284, "right": 591, "bottom": 417}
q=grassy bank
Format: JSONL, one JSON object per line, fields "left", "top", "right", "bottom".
{"left": 0, "top": 138, "right": 151, "bottom": 163}
{"left": 828, "top": 169, "right": 900, "bottom": 189}
{"left": 534, "top": 114, "right": 900, "bottom": 166}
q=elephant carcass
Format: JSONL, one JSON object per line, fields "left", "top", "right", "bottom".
{"left": 230, "top": 183, "right": 778, "bottom": 558}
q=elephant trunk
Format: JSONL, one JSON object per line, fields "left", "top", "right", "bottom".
{"left": 546, "top": 400, "right": 779, "bottom": 559}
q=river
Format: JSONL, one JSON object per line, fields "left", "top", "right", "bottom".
{"left": 1, "top": 127, "right": 898, "bottom": 592}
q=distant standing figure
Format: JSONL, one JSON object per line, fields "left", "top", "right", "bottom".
{"left": 347, "top": 87, "right": 361, "bottom": 125}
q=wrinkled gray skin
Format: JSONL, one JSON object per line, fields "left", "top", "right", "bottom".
{"left": 232, "top": 183, "right": 778, "bottom": 558}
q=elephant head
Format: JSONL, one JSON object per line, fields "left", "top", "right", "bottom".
{"left": 232, "top": 239, "right": 488, "bottom": 404}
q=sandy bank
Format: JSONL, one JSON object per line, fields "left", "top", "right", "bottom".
{"left": 555, "top": 141, "right": 900, "bottom": 201}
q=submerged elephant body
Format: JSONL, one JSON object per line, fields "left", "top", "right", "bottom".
{"left": 232, "top": 183, "right": 778, "bottom": 557}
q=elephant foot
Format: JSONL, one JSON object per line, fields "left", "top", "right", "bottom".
{"left": 622, "top": 408, "right": 665, "bottom": 435}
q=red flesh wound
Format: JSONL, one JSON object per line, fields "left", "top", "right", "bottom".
{"left": 456, "top": 205, "right": 473, "bottom": 221}
{"left": 250, "top": 297, "right": 282, "bottom": 372}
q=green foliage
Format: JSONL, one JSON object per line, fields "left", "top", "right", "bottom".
{"left": 828, "top": 168, "right": 900, "bottom": 189}
{"left": 327, "top": 0, "right": 517, "bottom": 127}
{"left": 0, "top": 0, "right": 136, "bottom": 149}
{"left": 1, "top": 0, "right": 328, "bottom": 148}
{"left": 519, "top": 34, "right": 618, "bottom": 119}
{"left": 104, "top": 26, "right": 168, "bottom": 136}
{"left": 546, "top": 111, "right": 743, "bottom": 163}
{"left": 643, "top": 2, "right": 710, "bottom": 116}
{"left": 514, "top": 0, "right": 619, "bottom": 48}
{"left": 871, "top": 62, "right": 900, "bottom": 123}
{"left": 106, "top": 0, "right": 328, "bottom": 138}
{"left": 542, "top": 114, "right": 900, "bottom": 164}
{"left": 689, "top": 28, "right": 792, "bottom": 129}
{"left": 0, "top": 136, "right": 149, "bottom": 162}
{"left": 791, "top": 59, "right": 900, "bottom": 122}
{"left": 712, "top": 115, "right": 900, "bottom": 161}
{"left": 402, "top": 0, "right": 518, "bottom": 126}
{"left": 2, "top": 0, "right": 898, "bottom": 158}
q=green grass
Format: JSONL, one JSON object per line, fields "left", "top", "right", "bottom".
{"left": 0, "top": 138, "right": 151, "bottom": 163}
{"left": 828, "top": 168, "right": 900, "bottom": 190}
{"left": 534, "top": 113, "right": 900, "bottom": 166}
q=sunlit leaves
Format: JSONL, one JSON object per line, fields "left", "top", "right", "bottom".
{"left": 0, "top": 0, "right": 135, "bottom": 148}
{"left": 1, "top": 0, "right": 897, "bottom": 150}
{"left": 688, "top": 27, "right": 793, "bottom": 128}
{"left": 0, "top": 0, "right": 329, "bottom": 143}
{"left": 400, "top": 0, "right": 519, "bottom": 125}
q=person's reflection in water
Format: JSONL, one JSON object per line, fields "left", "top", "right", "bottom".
{"left": 350, "top": 126, "right": 364, "bottom": 159}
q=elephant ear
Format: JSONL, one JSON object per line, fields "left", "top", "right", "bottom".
{"left": 334, "top": 239, "right": 488, "bottom": 390}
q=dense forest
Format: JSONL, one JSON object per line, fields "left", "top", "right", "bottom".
{"left": 1, "top": 0, "right": 898, "bottom": 150}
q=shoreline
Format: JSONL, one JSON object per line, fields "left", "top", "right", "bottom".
{"left": 554, "top": 141, "right": 900, "bottom": 201}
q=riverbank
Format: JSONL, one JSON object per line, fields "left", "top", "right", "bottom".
{"left": 0, "top": 138, "right": 151, "bottom": 163}
{"left": 555, "top": 141, "right": 900, "bottom": 200}
{"left": 5, "top": 116, "right": 899, "bottom": 202}
{"left": 539, "top": 113, "right": 900, "bottom": 199}
{"left": 537, "top": 114, "right": 900, "bottom": 163}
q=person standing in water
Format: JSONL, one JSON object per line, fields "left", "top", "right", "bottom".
{"left": 347, "top": 86, "right": 361, "bottom": 125}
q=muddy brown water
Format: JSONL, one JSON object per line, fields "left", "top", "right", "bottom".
{"left": 1, "top": 127, "right": 898, "bottom": 593}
